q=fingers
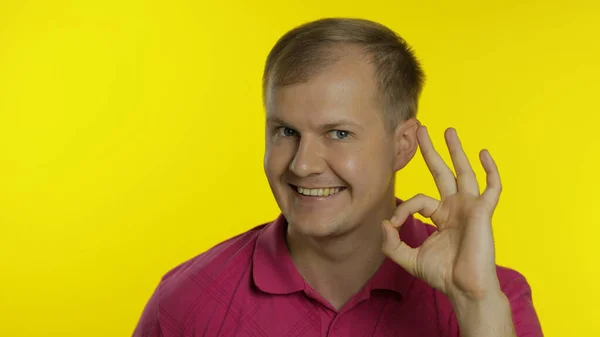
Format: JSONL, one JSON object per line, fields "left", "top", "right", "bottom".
{"left": 445, "top": 128, "right": 480, "bottom": 196}
{"left": 389, "top": 193, "right": 440, "bottom": 228}
{"left": 381, "top": 220, "right": 418, "bottom": 276}
{"left": 384, "top": 194, "right": 437, "bottom": 273}
{"left": 417, "top": 125, "right": 501, "bottom": 209}
{"left": 417, "top": 126, "right": 457, "bottom": 198}
{"left": 480, "top": 149, "right": 502, "bottom": 208}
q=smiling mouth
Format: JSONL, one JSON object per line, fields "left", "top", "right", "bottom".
{"left": 289, "top": 184, "right": 346, "bottom": 197}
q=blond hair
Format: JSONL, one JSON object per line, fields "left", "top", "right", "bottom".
{"left": 262, "top": 18, "right": 425, "bottom": 130}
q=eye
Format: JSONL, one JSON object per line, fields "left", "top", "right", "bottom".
{"left": 276, "top": 126, "right": 298, "bottom": 137}
{"left": 328, "top": 130, "right": 350, "bottom": 140}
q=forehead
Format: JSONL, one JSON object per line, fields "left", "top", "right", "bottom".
{"left": 266, "top": 50, "right": 381, "bottom": 127}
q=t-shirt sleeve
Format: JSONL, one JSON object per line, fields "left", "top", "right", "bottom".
{"left": 502, "top": 271, "right": 544, "bottom": 337}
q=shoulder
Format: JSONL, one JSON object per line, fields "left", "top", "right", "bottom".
{"left": 156, "top": 223, "right": 269, "bottom": 316}
{"left": 160, "top": 222, "right": 270, "bottom": 288}
{"left": 160, "top": 223, "right": 267, "bottom": 283}
{"left": 133, "top": 222, "right": 272, "bottom": 336}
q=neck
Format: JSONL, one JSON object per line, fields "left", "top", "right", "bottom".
{"left": 286, "top": 193, "right": 398, "bottom": 310}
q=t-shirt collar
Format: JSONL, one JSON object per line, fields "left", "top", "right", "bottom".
{"left": 252, "top": 213, "right": 305, "bottom": 294}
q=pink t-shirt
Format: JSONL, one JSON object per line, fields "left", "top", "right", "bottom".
{"left": 132, "top": 212, "right": 543, "bottom": 336}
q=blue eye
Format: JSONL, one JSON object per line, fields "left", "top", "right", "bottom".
{"left": 279, "top": 127, "right": 297, "bottom": 137}
{"left": 329, "top": 130, "right": 350, "bottom": 140}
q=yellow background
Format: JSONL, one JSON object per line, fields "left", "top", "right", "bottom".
{"left": 1, "top": 0, "right": 598, "bottom": 336}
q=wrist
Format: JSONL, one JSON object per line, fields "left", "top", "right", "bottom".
{"left": 449, "top": 283, "right": 505, "bottom": 308}
{"left": 450, "top": 287, "right": 517, "bottom": 337}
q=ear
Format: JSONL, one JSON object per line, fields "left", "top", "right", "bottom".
{"left": 393, "top": 118, "right": 420, "bottom": 172}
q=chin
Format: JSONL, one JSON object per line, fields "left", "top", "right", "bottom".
{"left": 285, "top": 213, "right": 350, "bottom": 238}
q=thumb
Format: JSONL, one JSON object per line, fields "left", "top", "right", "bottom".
{"left": 381, "top": 220, "right": 418, "bottom": 275}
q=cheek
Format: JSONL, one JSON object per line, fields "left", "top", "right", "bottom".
{"left": 264, "top": 143, "right": 293, "bottom": 177}
{"left": 329, "top": 146, "right": 392, "bottom": 187}
{"left": 329, "top": 149, "right": 366, "bottom": 183}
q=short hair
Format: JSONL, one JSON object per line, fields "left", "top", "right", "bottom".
{"left": 262, "top": 17, "right": 426, "bottom": 130}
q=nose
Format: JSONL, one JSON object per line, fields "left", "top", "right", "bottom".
{"left": 289, "top": 136, "right": 327, "bottom": 177}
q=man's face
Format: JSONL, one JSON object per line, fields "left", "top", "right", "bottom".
{"left": 264, "top": 50, "right": 401, "bottom": 238}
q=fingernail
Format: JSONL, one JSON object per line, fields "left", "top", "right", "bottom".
{"left": 390, "top": 216, "right": 397, "bottom": 223}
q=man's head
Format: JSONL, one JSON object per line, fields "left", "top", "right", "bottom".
{"left": 262, "top": 18, "right": 425, "bottom": 238}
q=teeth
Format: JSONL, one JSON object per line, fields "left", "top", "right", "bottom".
{"left": 296, "top": 186, "right": 342, "bottom": 197}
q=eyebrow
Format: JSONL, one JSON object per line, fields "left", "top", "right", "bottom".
{"left": 266, "top": 116, "right": 363, "bottom": 131}
{"left": 266, "top": 116, "right": 291, "bottom": 127}
{"left": 319, "top": 120, "right": 363, "bottom": 131}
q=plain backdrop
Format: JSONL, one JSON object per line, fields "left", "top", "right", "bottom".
{"left": 1, "top": 0, "right": 598, "bottom": 336}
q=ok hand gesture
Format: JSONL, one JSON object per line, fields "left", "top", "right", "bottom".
{"left": 381, "top": 126, "right": 503, "bottom": 303}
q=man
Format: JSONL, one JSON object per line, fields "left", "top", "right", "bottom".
{"left": 133, "top": 18, "right": 543, "bottom": 336}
